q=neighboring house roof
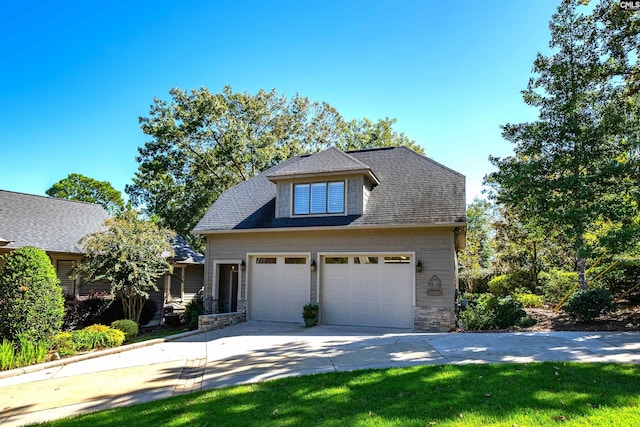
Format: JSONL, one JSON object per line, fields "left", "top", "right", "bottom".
{"left": 171, "top": 235, "right": 205, "bottom": 264}
{"left": 0, "top": 190, "right": 109, "bottom": 254}
{"left": 193, "top": 146, "right": 466, "bottom": 233}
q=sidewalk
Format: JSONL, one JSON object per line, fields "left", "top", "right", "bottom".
{"left": 1, "top": 322, "right": 639, "bottom": 427}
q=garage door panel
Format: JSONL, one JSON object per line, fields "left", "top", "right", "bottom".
{"left": 250, "top": 256, "right": 310, "bottom": 323}
{"left": 321, "top": 254, "right": 414, "bottom": 328}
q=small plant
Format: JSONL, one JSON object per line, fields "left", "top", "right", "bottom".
{"left": 514, "top": 292, "right": 543, "bottom": 308}
{"left": 183, "top": 289, "right": 205, "bottom": 330}
{"left": 494, "top": 297, "right": 527, "bottom": 329}
{"left": 302, "top": 304, "right": 319, "bottom": 327}
{"left": 458, "top": 304, "right": 495, "bottom": 331}
{"left": 458, "top": 293, "right": 534, "bottom": 330}
{"left": 111, "top": 319, "right": 139, "bottom": 341}
{"left": 71, "top": 324, "right": 125, "bottom": 351}
{"left": 563, "top": 288, "right": 617, "bottom": 322}
{"left": 104, "top": 329, "right": 126, "bottom": 347}
{"left": 0, "top": 339, "right": 15, "bottom": 370}
{"left": 53, "top": 332, "right": 76, "bottom": 357}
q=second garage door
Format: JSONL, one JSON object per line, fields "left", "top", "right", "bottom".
{"left": 321, "top": 254, "right": 414, "bottom": 328}
{"left": 248, "top": 255, "right": 310, "bottom": 323}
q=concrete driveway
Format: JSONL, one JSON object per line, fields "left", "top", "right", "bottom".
{"left": 1, "top": 322, "right": 639, "bottom": 426}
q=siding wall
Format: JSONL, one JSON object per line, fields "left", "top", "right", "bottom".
{"left": 204, "top": 226, "right": 458, "bottom": 330}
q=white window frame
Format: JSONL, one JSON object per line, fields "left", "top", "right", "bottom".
{"left": 292, "top": 180, "right": 346, "bottom": 216}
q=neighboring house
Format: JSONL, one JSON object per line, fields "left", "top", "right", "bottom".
{"left": 0, "top": 190, "right": 204, "bottom": 324}
{"left": 193, "top": 147, "right": 466, "bottom": 331}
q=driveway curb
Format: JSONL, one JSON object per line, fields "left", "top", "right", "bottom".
{"left": 0, "top": 328, "right": 207, "bottom": 380}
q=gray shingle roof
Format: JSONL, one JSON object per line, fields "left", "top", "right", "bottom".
{"left": 0, "top": 190, "right": 109, "bottom": 254}
{"left": 171, "top": 235, "right": 205, "bottom": 264}
{"left": 193, "top": 146, "right": 466, "bottom": 233}
{"left": 267, "top": 146, "right": 377, "bottom": 182}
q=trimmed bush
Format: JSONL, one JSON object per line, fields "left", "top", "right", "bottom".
{"left": 538, "top": 270, "right": 578, "bottom": 306}
{"left": 111, "top": 319, "right": 139, "bottom": 341}
{"left": 563, "top": 288, "right": 617, "bottom": 322}
{"left": 0, "top": 247, "right": 65, "bottom": 343}
{"left": 183, "top": 290, "right": 204, "bottom": 330}
{"left": 52, "top": 332, "right": 76, "bottom": 357}
{"left": 514, "top": 292, "right": 544, "bottom": 308}
{"left": 488, "top": 270, "right": 535, "bottom": 297}
{"left": 104, "top": 329, "right": 125, "bottom": 347}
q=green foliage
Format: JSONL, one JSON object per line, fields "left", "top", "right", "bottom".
{"left": 538, "top": 270, "right": 578, "bottom": 306}
{"left": 513, "top": 292, "right": 543, "bottom": 308}
{"left": 53, "top": 332, "right": 76, "bottom": 357}
{"left": 111, "top": 319, "right": 139, "bottom": 341}
{"left": 563, "top": 289, "right": 617, "bottom": 322}
{"left": 71, "top": 325, "right": 125, "bottom": 351}
{"left": 302, "top": 303, "right": 319, "bottom": 327}
{"left": 458, "top": 198, "right": 495, "bottom": 293}
{"left": 488, "top": 270, "right": 535, "bottom": 297}
{"left": 0, "top": 339, "right": 15, "bottom": 370}
{"left": 0, "top": 246, "right": 65, "bottom": 343}
{"left": 75, "top": 210, "right": 174, "bottom": 323}
{"left": 46, "top": 173, "right": 125, "bottom": 215}
{"left": 63, "top": 292, "right": 113, "bottom": 331}
{"left": 183, "top": 291, "right": 204, "bottom": 330}
{"left": 594, "top": 260, "right": 640, "bottom": 301}
{"left": 459, "top": 294, "right": 534, "bottom": 331}
{"left": 485, "top": 1, "right": 640, "bottom": 290}
{"left": 1, "top": 337, "right": 47, "bottom": 370}
{"left": 127, "top": 86, "right": 420, "bottom": 243}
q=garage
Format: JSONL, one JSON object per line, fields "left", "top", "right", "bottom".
{"left": 248, "top": 254, "right": 310, "bottom": 323}
{"left": 320, "top": 254, "right": 414, "bottom": 328}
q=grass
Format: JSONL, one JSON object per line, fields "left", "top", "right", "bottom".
{"left": 37, "top": 362, "right": 640, "bottom": 426}
{"left": 130, "top": 326, "right": 189, "bottom": 343}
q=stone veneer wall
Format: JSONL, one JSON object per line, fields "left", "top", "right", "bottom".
{"left": 414, "top": 306, "right": 456, "bottom": 332}
{"left": 198, "top": 312, "right": 246, "bottom": 331}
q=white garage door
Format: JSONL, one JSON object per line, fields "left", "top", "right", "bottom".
{"left": 249, "top": 255, "right": 310, "bottom": 323}
{"left": 321, "top": 254, "right": 414, "bottom": 328}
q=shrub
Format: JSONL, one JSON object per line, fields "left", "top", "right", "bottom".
{"left": 63, "top": 292, "right": 113, "bottom": 331}
{"left": 0, "top": 247, "right": 65, "bottom": 343}
{"left": 563, "top": 288, "right": 617, "bottom": 322}
{"left": 104, "top": 329, "right": 125, "bottom": 347}
{"left": 594, "top": 260, "right": 640, "bottom": 302}
{"left": 459, "top": 304, "right": 495, "bottom": 331}
{"left": 71, "top": 324, "right": 124, "bottom": 351}
{"left": 514, "top": 292, "right": 544, "bottom": 308}
{"left": 111, "top": 319, "right": 139, "bottom": 341}
{"left": 494, "top": 297, "right": 527, "bottom": 329}
{"left": 53, "top": 332, "right": 76, "bottom": 357}
{"left": 538, "top": 270, "right": 578, "bottom": 306}
{"left": 488, "top": 270, "right": 535, "bottom": 297}
{"left": 183, "top": 290, "right": 204, "bottom": 330}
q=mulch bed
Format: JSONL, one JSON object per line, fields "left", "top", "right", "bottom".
{"left": 525, "top": 304, "right": 640, "bottom": 332}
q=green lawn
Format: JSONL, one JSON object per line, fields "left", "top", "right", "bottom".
{"left": 38, "top": 362, "right": 640, "bottom": 427}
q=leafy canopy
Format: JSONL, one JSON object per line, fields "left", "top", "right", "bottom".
{"left": 47, "top": 173, "right": 125, "bottom": 215}
{"left": 74, "top": 211, "right": 175, "bottom": 323}
{"left": 126, "top": 85, "right": 422, "bottom": 241}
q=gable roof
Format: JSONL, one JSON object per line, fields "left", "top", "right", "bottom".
{"left": 0, "top": 190, "right": 109, "bottom": 254}
{"left": 171, "top": 235, "right": 205, "bottom": 264}
{"left": 193, "top": 146, "right": 466, "bottom": 233}
{"left": 267, "top": 146, "right": 379, "bottom": 183}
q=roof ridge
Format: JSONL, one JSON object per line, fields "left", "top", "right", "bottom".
{"left": 0, "top": 189, "right": 109, "bottom": 208}
{"left": 395, "top": 146, "right": 466, "bottom": 178}
{"left": 326, "top": 146, "right": 372, "bottom": 170}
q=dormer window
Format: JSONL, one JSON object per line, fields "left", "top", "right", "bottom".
{"left": 293, "top": 181, "right": 345, "bottom": 215}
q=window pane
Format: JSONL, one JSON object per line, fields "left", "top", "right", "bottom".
{"left": 256, "top": 257, "right": 277, "bottom": 264}
{"left": 354, "top": 256, "right": 378, "bottom": 264}
{"left": 285, "top": 257, "right": 306, "bottom": 264}
{"left": 327, "top": 182, "right": 344, "bottom": 213}
{"left": 310, "top": 183, "right": 327, "bottom": 214}
{"left": 294, "top": 184, "right": 309, "bottom": 215}
{"left": 384, "top": 256, "right": 411, "bottom": 264}
{"left": 325, "top": 257, "right": 348, "bottom": 264}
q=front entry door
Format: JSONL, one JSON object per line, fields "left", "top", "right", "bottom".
{"left": 218, "top": 264, "right": 239, "bottom": 313}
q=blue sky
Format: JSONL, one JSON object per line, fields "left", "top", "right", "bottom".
{"left": 0, "top": 1, "right": 562, "bottom": 205}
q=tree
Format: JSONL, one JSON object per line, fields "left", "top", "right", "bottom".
{"left": 74, "top": 211, "right": 175, "bottom": 323}
{"left": 458, "top": 198, "right": 494, "bottom": 293}
{"left": 0, "top": 246, "right": 65, "bottom": 342}
{"left": 126, "top": 86, "right": 421, "bottom": 242}
{"left": 485, "top": 0, "right": 639, "bottom": 289}
{"left": 47, "top": 173, "right": 125, "bottom": 215}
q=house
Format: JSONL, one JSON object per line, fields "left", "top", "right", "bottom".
{"left": 0, "top": 190, "right": 204, "bottom": 324}
{"left": 193, "top": 146, "right": 466, "bottom": 331}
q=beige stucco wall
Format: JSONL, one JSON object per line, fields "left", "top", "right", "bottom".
{"left": 203, "top": 226, "right": 458, "bottom": 330}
